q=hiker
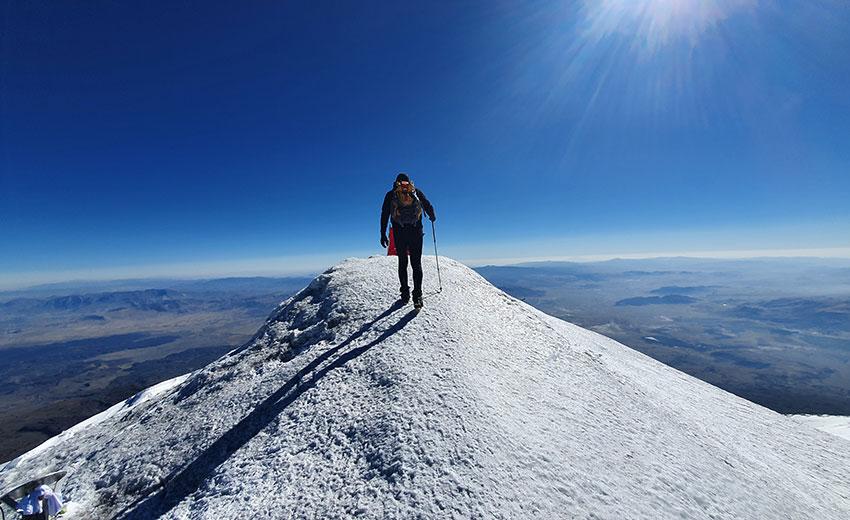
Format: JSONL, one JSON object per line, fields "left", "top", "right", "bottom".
{"left": 380, "top": 173, "right": 436, "bottom": 309}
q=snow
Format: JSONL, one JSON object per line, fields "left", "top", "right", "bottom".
{"left": 792, "top": 415, "right": 850, "bottom": 442}
{"left": 1, "top": 256, "right": 849, "bottom": 519}
{"left": 0, "top": 373, "right": 189, "bottom": 475}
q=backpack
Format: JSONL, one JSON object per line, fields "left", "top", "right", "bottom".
{"left": 391, "top": 180, "right": 423, "bottom": 227}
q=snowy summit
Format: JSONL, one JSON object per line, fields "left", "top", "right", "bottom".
{"left": 1, "top": 256, "right": 849, "bottom": 519}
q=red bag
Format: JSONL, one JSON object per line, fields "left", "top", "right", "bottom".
{"left": 386, "top": 227, "right": 411, "bottom": 256}
{"left": 387, "top": 227, "right": 397, "bottom": 256}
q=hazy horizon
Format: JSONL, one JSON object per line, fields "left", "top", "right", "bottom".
{"left": 3, "top": 248, "right": 850, "bottom": 292}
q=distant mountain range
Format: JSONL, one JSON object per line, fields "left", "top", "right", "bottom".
{"left": 1, "top": 277, "right": 314, "bottom": 318}
{"left": 0, "top": 276, "right": 315, "bottom": 301}
{"left": 3, "top": 289, "right": 184, "bottom": 313}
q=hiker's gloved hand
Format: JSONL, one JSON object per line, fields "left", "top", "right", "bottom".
{"left": 429, "top": 214, "right": 436, "bottom": 222}
{"left": 380, "top": 234, "right": 389, "bottom": 248}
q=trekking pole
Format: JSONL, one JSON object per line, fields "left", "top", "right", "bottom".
{"left": 431, "top": 219, "right": 443, "bottom": 292}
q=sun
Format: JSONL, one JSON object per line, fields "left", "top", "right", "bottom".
{"left": 582, "top": 0, "right": 757, "bottom": 53}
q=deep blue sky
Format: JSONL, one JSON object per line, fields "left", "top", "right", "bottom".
{"left": 2, "top": 1, "right": 849, "bottom": 287}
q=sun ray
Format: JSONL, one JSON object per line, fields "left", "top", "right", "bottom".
{"left": 582, "top": 0, "right": 758, "bottom": 55}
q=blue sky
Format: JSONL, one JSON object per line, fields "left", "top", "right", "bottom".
{"left": 2, "top": 1, "right": 849, "bottom": 288}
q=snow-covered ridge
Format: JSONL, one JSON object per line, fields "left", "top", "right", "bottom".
{"left": 0, "top": 373, "right": 190, "bottom": 475}
{"left": 1, "top": 256, "right": 849, "bottom": 519}
{"left": 792, "top": 415, "right": 850, "bottom": 442}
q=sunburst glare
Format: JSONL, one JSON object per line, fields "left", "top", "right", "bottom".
{"left": 499, "top": 0, "right": 768, "bottom": 161}
{"left": 582, "top": 0, "right": 757, "bottom": 53}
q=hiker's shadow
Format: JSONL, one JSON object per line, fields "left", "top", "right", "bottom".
{"left": 115, "top": 303, "right": 417, "bottom": 520}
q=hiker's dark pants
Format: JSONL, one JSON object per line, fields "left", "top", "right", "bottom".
{"left": 394, "top": 224, "right": 424, "bottom": 298}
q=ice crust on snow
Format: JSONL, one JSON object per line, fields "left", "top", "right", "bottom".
{"left": 1, "top": 256, "right": 849, "bottom": 519}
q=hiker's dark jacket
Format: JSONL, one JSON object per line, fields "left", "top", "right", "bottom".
{"left": 380, "top": 188, "right": 436, "bottom": 235}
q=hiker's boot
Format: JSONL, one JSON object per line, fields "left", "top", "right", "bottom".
{"left": 412, "top": 290, "right": 423, "bottom": 310}
{"left": 399, "top": 286, "right": 410, "bottom": 304}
